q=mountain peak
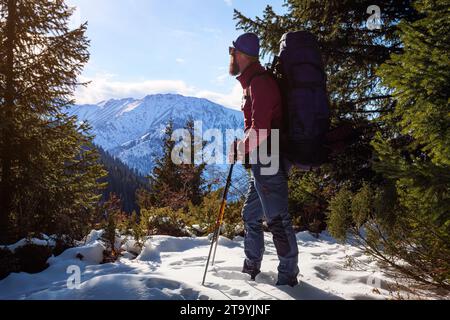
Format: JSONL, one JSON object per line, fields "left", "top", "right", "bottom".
{"left": 143, "top": 93, "right": 185, "bottom": 100}
{"left": 67, "top": 94, "right": 243, "bottom": 175}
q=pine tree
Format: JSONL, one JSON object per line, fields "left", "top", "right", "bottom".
{"left": 140, "top": 120, "right": 185, "bottom": 209}
{"left": 0, "top": 0, "right": 107, "bottom": 243}
{"left": 179, "top": 118, "right": 206, "bottom": 206}
{"left": 233, "top": 0, "right": 421, "bottom": 232}
{"left": 329, "top": 0, "right": 450, "bottom": 290}
{"left": 234, "top": 1, "right": 421, "bottom": 117}
{"left": 372, "top": 0, "right": 449, "bottom": 289}
{"left": 138, "top": 119, "right": 206, "bottom": 211}
{"left": 234, "top": 0, "right": 419, "bottom": 175}
{"left": 102, "top": 193, "right": 122, "bottom": 260}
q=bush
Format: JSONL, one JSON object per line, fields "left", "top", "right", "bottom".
{"left": 288, "top": 169, "right": 338, "bottom": 234}
{"left": 327, "top": 186, "right": 353, "bottom": 242}
{"left": 222, "top": 200, "right": 244, "bottom": 239}
{"left": 14, "top": 244, "right": 53, "bottom": 274}
{"left": 188, "top": 190, "right": 223, "bottom": 234}
{"left": 140, "top": 207, "right": 191, "bottom": 237}
{"left": 328, "top": 182, "right": 450, "bottom": 291}
{"left": 99, "top": 194, "right": 124, "bottom": 261}
{"left": 188, "top": 190, "right": 244, "bottom": 239}
{"left": 0, "top": 243, "right": 54, "bottom": 280}
{"left": 127, "top": 211, "right": 145, "bottom": 248}
{"left": 0, "top": 248, "right": 20, "bottom": 280}
{"left": 52, "top": 237, "right": 75, "bottom": 257}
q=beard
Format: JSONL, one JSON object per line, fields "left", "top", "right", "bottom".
{"left": 229, "top": 55, "right": 240, "bottom": 76}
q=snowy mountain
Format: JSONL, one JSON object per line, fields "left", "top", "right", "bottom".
{"left": 66, "top": 94, "right": 244, "bottom": 175}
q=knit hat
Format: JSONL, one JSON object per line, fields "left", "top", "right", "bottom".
{"left": 232, "top": 33, "right": 260, "bottom": 57}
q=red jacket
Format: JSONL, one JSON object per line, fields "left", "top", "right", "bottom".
{"left": 237, "top": 62, "right": 283, "bottom": 154}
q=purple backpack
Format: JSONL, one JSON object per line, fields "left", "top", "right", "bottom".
{"left": 272, "top": 31, "right": 331, "bottom": 169}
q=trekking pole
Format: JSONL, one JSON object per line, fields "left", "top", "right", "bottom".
{"left": 202, "top": 140, "right": 237, "bottom": 286}
{"left": 211, "top": 166, "right": 232, "bottom": 267}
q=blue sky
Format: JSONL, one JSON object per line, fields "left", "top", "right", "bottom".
{"left": 67, "top": 0, "right": 286, "bottom": 109}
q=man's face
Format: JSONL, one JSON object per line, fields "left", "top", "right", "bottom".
{"left": 229, "top": 47, "right": 240, "bottom": 76}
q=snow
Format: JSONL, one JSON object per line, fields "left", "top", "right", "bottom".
{"left": 121, "top": 238, "right": 142, "bottom": 256}
{"left": 0, "top": 230, "right": 413, "bottom": 300}
{"left": 83, "top": 229, "right": 104, "bottom": 244}
{"left": 136, "top": 240, "right": 160, "bottom": 262}
{"left": 2, "top": 237, "right": 56, "bottom": 253}
{"left": 55, "top": 241, "right": 105, "bottom": 265}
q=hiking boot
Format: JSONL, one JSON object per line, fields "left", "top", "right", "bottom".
{"left": 276, "top": 276, "right": 299, "bottom": 287}
{"left": 242, "top": 260, "right": 261, "bottom": 281}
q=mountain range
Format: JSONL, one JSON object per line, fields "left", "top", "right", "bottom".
{"left": 66, "top": 94, "right": 244, "bottom": 176}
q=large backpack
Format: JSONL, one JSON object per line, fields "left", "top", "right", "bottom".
{"left": 272, "top": 31, "right": 331, "bottom": 169}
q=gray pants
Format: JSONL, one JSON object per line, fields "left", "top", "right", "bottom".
{"left": 241, "top": 161, "right": 299, "bottom": 282}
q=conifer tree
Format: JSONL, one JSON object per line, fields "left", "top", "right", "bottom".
{"left": 233, "top": 0, "right": 421, "bottom": 231}
{"left": 138, "top": 119, "right": 206, "bottom": 211}
{"left": 180, "top": 118, "right": 206, "bottom": 206}
{"left": 234, "top": 1, "right": 419, "bottom": 119}
{"left": 0, "top": 0, "right": 107, "bottom": 243}
{"left": 141, "top": 120, "right": 185, "bottom": 209}
{"left": 329, "top": 0, "right": 450, "bottom": 289}
{"left": 373, "top": 0, "right": 449, "bottom": 288}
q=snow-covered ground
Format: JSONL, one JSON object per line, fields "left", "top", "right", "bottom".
{"left": 0, "top": 231, "right": 406, "bottom": 300}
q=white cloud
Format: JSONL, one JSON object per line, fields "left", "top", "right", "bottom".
{"left": 213, "top": 72, "right": 231, "bottom": 86}
{"left": 194, "top": 83, "right": 242, "bottom": 110}
{"left": 74, "top": 74, "right": 243, "bottom": 110}
{"left": 74, "top": 74, "right": 194, "bottom": 104}
{"left": 224, "top": 0, "right": 233, "bottom": 7}
{"left": 175, "top": 58, "right": 185, "bottom": 64}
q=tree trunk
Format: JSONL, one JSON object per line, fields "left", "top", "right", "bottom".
{"left": 0, "top": 0, "right": 17, "bottom": 243}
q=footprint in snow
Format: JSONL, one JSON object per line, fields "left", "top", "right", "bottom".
{"left": 212, "top": 267, "right": 279, "bottom": 287}
{"left": 212, "top": 268, "right": 250, "bottom": 281}
{"left": 205, "top": 283, "right": 249, "bottom": 298}
{"left": 169, "top": 257, "right": 225, "bottom": 269}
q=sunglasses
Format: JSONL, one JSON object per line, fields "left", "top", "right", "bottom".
{"left": 229, "top": 46, "right": 236, "bottom": 56}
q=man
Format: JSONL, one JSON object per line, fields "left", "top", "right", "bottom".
{"left": 228, "top": 33, "right": 299, "bottom": 287}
